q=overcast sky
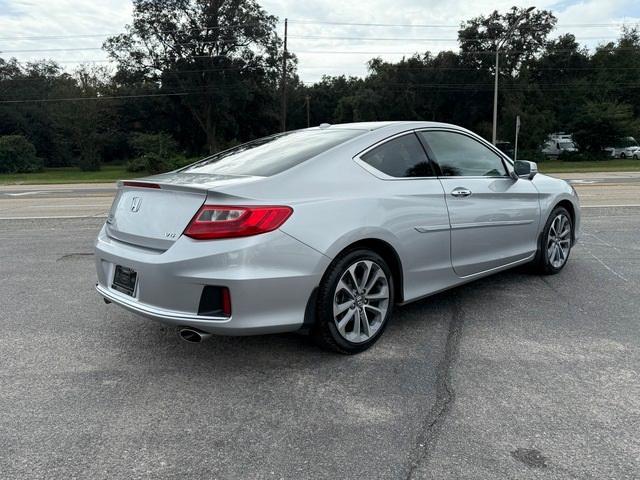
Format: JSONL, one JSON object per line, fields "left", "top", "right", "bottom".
{"left": 1, "top": 0, "right": 639, "bottom": 83}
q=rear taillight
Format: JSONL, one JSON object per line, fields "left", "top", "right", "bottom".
{"left": 184, "top": 205, "right": 293, "bottom": 240}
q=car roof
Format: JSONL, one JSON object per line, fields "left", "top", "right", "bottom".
{"left": 310, "top": 121, "right": 464, "bottom": 132}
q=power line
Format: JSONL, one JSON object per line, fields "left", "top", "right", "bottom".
{"left": 0, "top": 84, "right": 267, "bottom": 104}
{"left": 289, "top": 34, "right": 624, "bottom": 42}
{"left": 0, "top": 91, "right": 192, "bottom": 103}
{"left": 3, "top": 77, "right": 640, "bottom": 104}
{"left": 0, "top": 22, "right": 283, "bottom": 41}
{"left": 287, "top": 18, "right": 640, "bottom": 28}
{"left": 0, "top": 18, "right": 636, "bottom": 43}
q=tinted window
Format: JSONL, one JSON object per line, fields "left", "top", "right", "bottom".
{"left": 419, "top": 131, "right": 507, "bottom": 177}
{"left": 183, "top": 129, "right": 365, "bottom": 177}
{"left": 361, "top": 133, "right": 434, "bottom": 178}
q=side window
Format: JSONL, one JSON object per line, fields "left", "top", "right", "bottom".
{"left": 418, "top": 131, "right": 507, "bottom": 177}
{"left": 360, "top": 133, "right": 434, "bottom": 178}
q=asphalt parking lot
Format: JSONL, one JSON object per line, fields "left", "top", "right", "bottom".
{"left": 1, "top": 186, "right": 639, "bottom": 478}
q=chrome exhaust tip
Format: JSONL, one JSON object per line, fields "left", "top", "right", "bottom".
{"left": 177, "top": 327, "right": 212, "bottom": 343}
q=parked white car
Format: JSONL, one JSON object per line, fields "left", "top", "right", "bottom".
{"left": 604, "top": 137, "right": 639, "bottom": 158}
{"left": 541, "top": 138, "right": 578, "bottom": 157}
{"left": 623, "top": 146, "right": 640, "bottom": 159}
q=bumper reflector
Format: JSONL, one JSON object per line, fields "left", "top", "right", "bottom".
{"left": 198, "top": 286, "right": 232, "bottom": 317}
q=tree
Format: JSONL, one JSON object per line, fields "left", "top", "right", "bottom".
{"left": 458, "top": 7, "right": 557, "bottom": 76}
{"left": 104, "top": 0, "right": 283, "bottom": 153}
{"left": 0, "top": 135, "right": 43, "bottom": 173}
{"left": 571, "top": 102, "right": 637, "bottom": 152}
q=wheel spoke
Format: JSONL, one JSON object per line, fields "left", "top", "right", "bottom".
{"left": 364, "top": 269, "right": 384, "bottom": 294}
{"left": 360, "top": 309, "right": 371, "bottom": 337}
{"left": 333, "top": 300, "right": 352, "bottom": 316}
{"left": 366, "top": 287, "right": 389, "bottom": 301}
{"left": 336, "top": 279, "right": 354, "bottom": 298}
{"left": 337, "top": 309, "right": 355, "bottom": 335}
{"left": 365, "top": 305, "right": 384, "bottom": 316}
{"left": 346, "top": 266, "right": 359, "bottom": 291}
{"left": 559, "top": 216, "right": 566, "bottom": 236}
{"left": 352, "top": 309, "right": 361, "bottom": 338}
{"left": 357, "top": 261, "right": 373, "bottom": 291}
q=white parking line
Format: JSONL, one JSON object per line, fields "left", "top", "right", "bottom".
{"left": 0, "top": 215, "right": 108, "bottom": 220}
{"left": 581, "top": 204, "right": 640, "bottom": 208}
{"left": 4, "top": 191, "right": 47, "bottom": 197}
{"left": 26, "top": 204, "right": 108, "bottom": 209}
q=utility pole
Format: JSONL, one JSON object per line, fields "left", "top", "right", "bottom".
{"left": 492, "top": 6, "right": 535, "bottom": 145}
{"left": 492, "top": 48, "right": 500, "bottom": 145}
{"left": 514, "top": 115, "right": 521, "bottom": 161}
{"left": 305, "top": 95, "right": 310, "bottom": 128}
{"left": 280, "top": 18, "right": 288, "bottom": 133}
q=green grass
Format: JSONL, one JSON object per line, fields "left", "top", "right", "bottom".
{"left": 537, "top": 158, "right": 640, "bottom": 173}
{"left": 0, "top": 165, "right": 143, "bottom": 185}
{"left": 1, "top": 158, "right": 640, "bottom": 185}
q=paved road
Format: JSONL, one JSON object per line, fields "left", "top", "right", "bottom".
{"left": 0, "top": 208, "right": 638, "bottom": 479}
{"left": 1, "top": 172, "right": 639, "bottom": 218}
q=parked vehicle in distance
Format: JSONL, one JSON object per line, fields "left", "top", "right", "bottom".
{"left": 604, "top": 136, "right": 639, "bottom": 158}
{"left": 541, "top": 133, "right": 578, "bottom": 157}
{"left": 95, "top": 121, "right": 581, "bottom": 354}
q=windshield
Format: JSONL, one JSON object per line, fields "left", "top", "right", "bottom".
{"left": 182, "top": 129, "right": 365, "bottom": 177}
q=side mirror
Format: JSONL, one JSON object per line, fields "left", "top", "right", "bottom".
{"left": 514, "top": 160, "right": 538, "bottom": 180}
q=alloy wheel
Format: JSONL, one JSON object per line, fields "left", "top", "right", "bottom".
{"left": 547, "top": 213, "right": 571, "bottom": 269}
{"left": 333, "top": 260, "right": 390, "bottom": 343}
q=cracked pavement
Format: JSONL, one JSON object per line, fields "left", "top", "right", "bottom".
{"left": 1, "top": 207, "right": 639, "bottom": 479}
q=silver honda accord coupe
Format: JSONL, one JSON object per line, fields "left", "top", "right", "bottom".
{"left": 95, "top": 121, "right": 580, "bottom": 353}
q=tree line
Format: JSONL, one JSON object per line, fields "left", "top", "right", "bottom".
{"left": 1, "top": 1, "right": 639, "bottom": 173}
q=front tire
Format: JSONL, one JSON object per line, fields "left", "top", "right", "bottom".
{"left": 313, "top": 249, "right": 394, "bottom": 354}
{"left": 532, "top": 207, "right": 573, "bottom": 275}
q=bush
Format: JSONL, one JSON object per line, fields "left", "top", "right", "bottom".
{"left": 144, "top": 152, "right": 171, "bottom": 174}
{"left": 516, "top": 149, "right": 547, "bottom": 163}
{"left": 125, "top": 157, "right": 147, "bottom": 173}
{"left": 171, "top": 154, "right": 197, "bottom": 170}
{"left": 126, "top": 153, "right": 171, "bottom": 175}
{"left": 77, "top": 146, "right": 101, "bottom": 171}
{"left": 0, "top": 135, "right": 44, "bottom": 173}
{"left": 130, "top": 133, "right": 178, "bottom": 157}
{"left": 557, "top": 151, "right": 610, "bottom": 162}
{"left": 127, "top": 132, "right": 180, "bottom": 175}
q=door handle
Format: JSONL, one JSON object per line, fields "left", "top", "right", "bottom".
{"left": 450, "top": 188, "right": 472, "bottom": 198}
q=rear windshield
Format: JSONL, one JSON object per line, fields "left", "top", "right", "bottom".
{"left": 182, "top": 129, "right": 365, "bottom": 177}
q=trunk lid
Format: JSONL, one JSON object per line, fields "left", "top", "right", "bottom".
{"left": 105, "top": 173, "right": 262, "bottom": 250}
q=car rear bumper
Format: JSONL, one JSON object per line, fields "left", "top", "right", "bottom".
{"left": 94, "top": 225, "right": 330, "bottom": 335}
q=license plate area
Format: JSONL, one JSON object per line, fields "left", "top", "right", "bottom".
{"left": 112, "top": 265, "right": 137, "bottom": 297}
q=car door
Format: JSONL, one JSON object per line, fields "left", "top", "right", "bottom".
{"left": 355, "top": 132, "right": 453, "bottom": 300}
{"left": 417, "top": 129, "right": 540, "bottom": 277}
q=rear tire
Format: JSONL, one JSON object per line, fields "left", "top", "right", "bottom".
{"left": 532, "top": 206, "right": 573, "bottom": 275}
{"left": 313, "top": 249, "right": 394, "bottom": 354}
